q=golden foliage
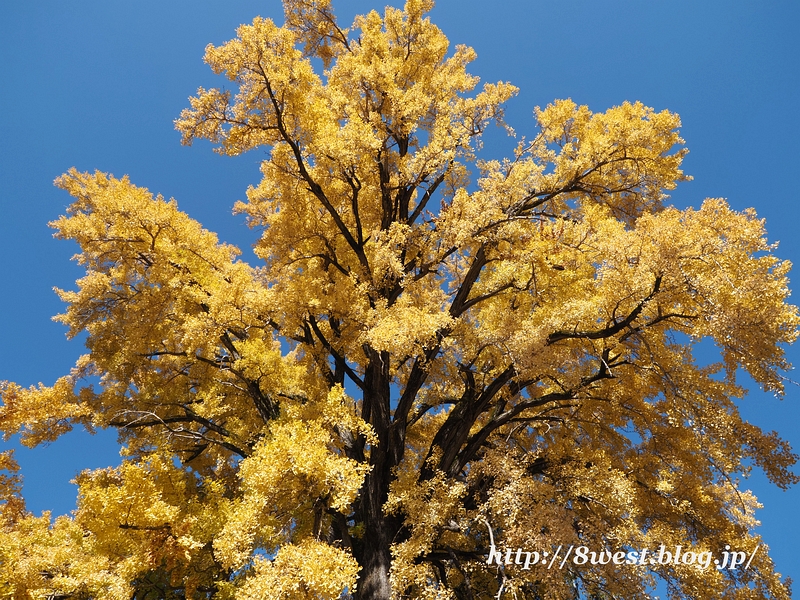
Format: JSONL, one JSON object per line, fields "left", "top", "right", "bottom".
{"left": 1, "top": 0, "right": 797, "bottom": 598}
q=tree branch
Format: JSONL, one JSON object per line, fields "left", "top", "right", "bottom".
{"left": 547, "top": 274, "right": 663, "bottom": 344}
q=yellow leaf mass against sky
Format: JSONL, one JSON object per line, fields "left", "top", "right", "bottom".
{"left": 1, "top": 1, "right": 798, "bottom": 598}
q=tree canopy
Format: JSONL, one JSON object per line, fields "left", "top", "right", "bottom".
{"left": 1, "top": 0, "right": 798, "bottom": 598}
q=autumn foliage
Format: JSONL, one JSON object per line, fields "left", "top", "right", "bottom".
{"left": 1, "top": 0, "right": 798, "bottom": 598}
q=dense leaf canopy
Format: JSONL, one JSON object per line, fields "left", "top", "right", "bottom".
{"left": 1, "top": 1, "right": 798, "bottom": 598}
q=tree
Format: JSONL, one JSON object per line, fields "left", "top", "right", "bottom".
{"left": 1, "top": 0, "right": 797, "bottom": 597}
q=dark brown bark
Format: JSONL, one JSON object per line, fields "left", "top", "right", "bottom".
{"left": 357, "top": 518, "right": 395, "bottom": 600}
{"left": 353, "top": 346, "right": 403, "bottom": 600}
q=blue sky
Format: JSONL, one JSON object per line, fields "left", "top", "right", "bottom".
{"left": 1, "top": 0, "right": 799, "bottom": 588}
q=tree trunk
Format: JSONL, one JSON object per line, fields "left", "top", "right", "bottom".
{"left": 354, "top": 348, "right": 398, "bottom": 600}
{"left": 357, "top": 514, "right": 394, "bottom": 599}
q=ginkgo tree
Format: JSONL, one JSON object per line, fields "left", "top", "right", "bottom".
{"left": 1, "top": 0, "right": 797, "bottom": 598}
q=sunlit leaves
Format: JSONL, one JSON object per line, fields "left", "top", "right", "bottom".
{"left": 0, "top": 0, "right": 797, "bottom": 598}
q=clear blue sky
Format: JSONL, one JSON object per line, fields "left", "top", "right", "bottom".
{"left": 1, "top": 0, "right": 799, "bottom": 588}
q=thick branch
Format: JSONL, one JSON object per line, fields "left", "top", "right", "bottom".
{"left": 307, "top": 315, "right": 365, "bottom": 390}
{"left": 547, "top": 274, "right": 663, "bottom": 344}
{"left": 449, "top": 246, "right": 487, "bottom": 318}
{"left": 409, "top": 172, "right": 445, "bottom": 224}
{"left": 421, "top": 364, "right": 516, "bottom": 480}
{"left": 454, "top": 354, "right": 618, "bottom": 475}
